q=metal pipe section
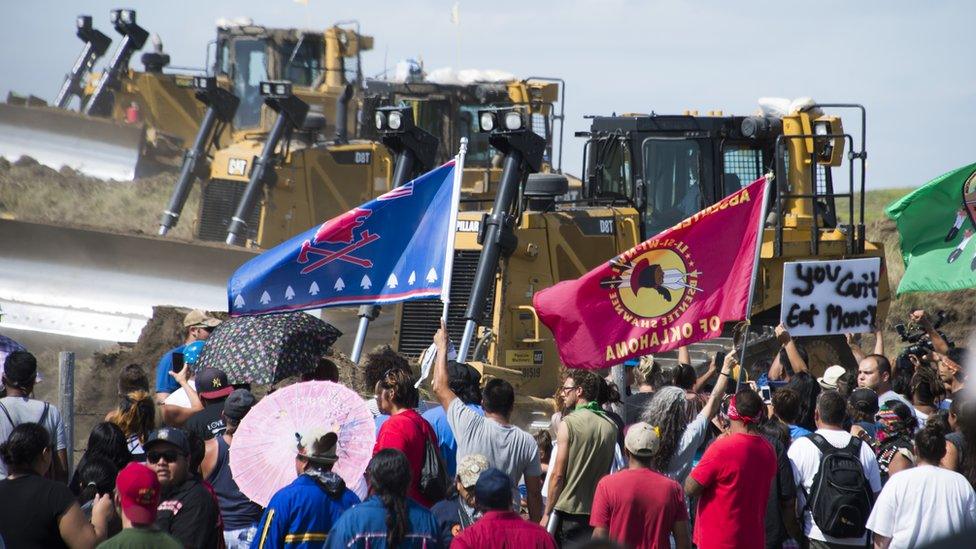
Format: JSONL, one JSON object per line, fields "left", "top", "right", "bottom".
{"left": 159, "top": 107, "right": 218, "bottom": 236}
{"left": 58, "top": 352, "right": 75, "bottom": 474}
{"left": 225, "top": 114, "right": 290, "bottom": 246}
{"left": 84, "top": 19, "right": 148, "bottom": 117}
{"left": 349, "top": 315, "right": 372, "bottom": 364}
{"left": 55, "top": 19, "right": 112, "bottom": 109}
{"left": 334, "top": 84, "right": 353, "bottom": 144}
{"left": 457, "top": 150, "right": 523, "bottom": 360}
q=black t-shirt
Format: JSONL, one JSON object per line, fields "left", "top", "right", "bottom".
{"left": 184, "top": 401, "right": 226, "bottom": 441}
{"left": 0, "top": 474, "right": 75, "bottom": 548}
{"left": 155, "top": 477, "right": 222, "bottom": 549}
{"left": 762, "top": 435, "right": 797, "bottom": 549}
{"left": 622, "top": 391, "right": 655, "bottom": 425}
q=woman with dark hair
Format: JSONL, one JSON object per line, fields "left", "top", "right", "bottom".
{"left": 0, "top": 423, "right": 113, "bottom": 547}
{"left": 784, "top": 371, "right": 820, "bottom": 432}
{"left": 373, "top": 369, "right": 440, "bottom": 507}
{"left": 69, "top": 421, "right": 130, "bottom": 495}
{"left": 327, "top": 449, "right": 440, "bottom": 548}
{"left": 942, "top": 398, "right": 968, "bottom": 471}
{"left": 74, "top": 456, "right": 123, "bottom": 536}
{"left": 876, "top": 400, "right": 918, "bottom": 483}
{"left": 909, "top": 367, "right": 943, "bottom": 424}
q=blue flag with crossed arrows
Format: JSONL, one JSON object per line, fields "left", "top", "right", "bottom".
{"left": 228, "top": 160, "right": 458, "bottom": 315}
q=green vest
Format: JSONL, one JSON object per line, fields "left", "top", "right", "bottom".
{"left": 554, "top": 407, "right": 618, "bottom": 515}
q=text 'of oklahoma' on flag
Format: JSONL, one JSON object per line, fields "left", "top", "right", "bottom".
{"left": 533, "top": 176, "right": 769, "bottom": 369}
{"left": 228, "top": 161, "right": 458, "bottom": 315}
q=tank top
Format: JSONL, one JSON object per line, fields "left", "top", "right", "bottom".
{"left": 555, "top": 407, "right": 618, "bottom": 515}
{"left": 206, "top": 436, "right": 263, "bottom": 529}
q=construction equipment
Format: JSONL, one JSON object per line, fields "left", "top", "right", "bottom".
{"left": 0, "top": 9, "right": 194, "bottom": 179}
{"left": 388, "top": 101, "right": 890, "bottom": 428}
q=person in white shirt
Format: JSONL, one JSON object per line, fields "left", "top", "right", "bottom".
{"left": 857, "top": 355, "right": 913, "bottom": 412}
{"left": 866, "top": 422, "right": 976, "bottom": 548}
{"left": 788, "top": 391, "right": 882, "bottom": 547}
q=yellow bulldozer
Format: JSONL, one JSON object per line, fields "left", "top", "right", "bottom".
{"left": 379, "top": 100, "right": 889, "bottom": 428}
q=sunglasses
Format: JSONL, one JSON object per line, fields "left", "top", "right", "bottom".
{"left": 147, "top": 450, "right": 182, "bottom": 464}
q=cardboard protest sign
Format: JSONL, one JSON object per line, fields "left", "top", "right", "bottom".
{"left": 780, "top": 257, "right": 881, "bottom": 336}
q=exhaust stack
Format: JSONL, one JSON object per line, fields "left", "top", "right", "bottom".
{"left": 159, "top": 77, "right": 239, "bottom": 236}
{"left": 84, "top": 9, "right": 148, "bottom": 117}
{"left": 54, "top": 15, "right": 112, "bottom": 109}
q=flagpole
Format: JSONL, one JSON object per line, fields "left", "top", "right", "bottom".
{"left": 736, "top": 174, "right": 773, "bottom": 388}
{"left": 441, "top": 137, "right": 468, "bottom": 322}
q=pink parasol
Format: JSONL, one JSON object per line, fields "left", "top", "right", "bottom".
{"left": 230, "top": 381, "right": 375, "bottom": 506}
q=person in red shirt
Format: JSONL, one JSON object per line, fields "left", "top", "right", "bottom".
{"left": 685, "top": 388, "right": 776, "bottom": 549}
{"left": 372, "top": 368, "right": 439, "bottom": 507}
{"left": 451, "top": 468, "right": 556, "bottom": 549}
{"left": 591, "top": 422, "right": 690, "bottom": 549}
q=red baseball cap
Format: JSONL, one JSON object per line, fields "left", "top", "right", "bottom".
{"left": 116, "top": 463, "right": 161, "bottom": 525}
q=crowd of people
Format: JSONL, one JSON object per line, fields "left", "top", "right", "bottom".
{"left": 1, "top": 307, "right": 975, "bottom": 548}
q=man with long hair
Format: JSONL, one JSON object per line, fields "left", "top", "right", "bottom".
{"left": 643, "top": 352, "right": 733, "bottom": 483}
{"left": 327, "top": 449, "right": 440, "bottom": 548}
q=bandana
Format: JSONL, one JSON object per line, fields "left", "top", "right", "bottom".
{"left": 575, "top": 401, "right": 608, "bottom": 418}
{"left": 727, "top": 395, "right": 761, "bottom": 425}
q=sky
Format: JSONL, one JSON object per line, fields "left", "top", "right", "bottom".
{"left": 1, "top": 0, "right": 973, "bottom": 190}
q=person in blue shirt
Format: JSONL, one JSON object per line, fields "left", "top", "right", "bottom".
{"left": 252, "top": 430, "right": 359, "bottom": 548}
{"left": 154, "top": 310, "right": 221, "bottom": 403}
{"left": 422, "top": 360, "right": 483, "bottom": 477}
{"left": 326, "top": 449, "right": 440, "bottom": 548}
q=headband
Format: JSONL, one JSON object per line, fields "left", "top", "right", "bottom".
{"left": 727, "top": 395, "right": 761, "bottom": 425}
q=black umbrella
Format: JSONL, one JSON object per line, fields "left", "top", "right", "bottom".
{"left": 195, "top": 312, "right": 341, "bottom": 385}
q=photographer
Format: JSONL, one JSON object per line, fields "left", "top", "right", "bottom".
{"left": 909, "top": 310, "right": 950, "bottom": 355}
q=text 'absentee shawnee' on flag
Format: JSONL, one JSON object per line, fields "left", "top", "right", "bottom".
{"left": 533, "top": 176, "right": 769, "bottom": 369}
{"left": 228, "top": 161, "right": 458, "bottom": 315}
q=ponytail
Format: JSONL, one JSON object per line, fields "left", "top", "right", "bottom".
{"left": 368, "top": 449, "right": 413, "bottom": 547}
{"left": 107, "top": 390, "right": 155, "bottom": 442}
{"left": 378, "top": 492, "right": 408, "bottom": 547}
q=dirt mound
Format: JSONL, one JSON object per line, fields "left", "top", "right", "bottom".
{"left": 0, "top": 158, "right": 199, "bottom": 239}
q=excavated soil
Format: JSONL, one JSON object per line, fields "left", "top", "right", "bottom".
{"left": 0, "top": 156, "right": 198, "bottom": 239}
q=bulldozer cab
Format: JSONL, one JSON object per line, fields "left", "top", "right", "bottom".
{"left": 213, "top": 23, "right": 369, "bottom": 130}
{"left": 581, "top": 105, "right": 866, "bottom": 253}
{"left": 580, "top": 104, "right": 888, "bottom": 371}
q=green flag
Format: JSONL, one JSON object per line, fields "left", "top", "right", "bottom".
{"left": 886, "top": 162, "right": 976, "bottom": 294}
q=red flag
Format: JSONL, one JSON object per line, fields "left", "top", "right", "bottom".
{"left": 534, "top": 177, "right": 769, "bottom": 369}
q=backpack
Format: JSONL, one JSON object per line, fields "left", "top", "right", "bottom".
{"left": 803, "top": 433, "right": 874, "bottom": 539}
{"left": 416, "top": 417, "right": 449, "bottom": 502}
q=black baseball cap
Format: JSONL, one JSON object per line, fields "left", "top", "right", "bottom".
{"left": 849, "top": 388, "right": 880, "bottom": 416}
{"left": 447, "top": 360, "right": 481, "bottom": 386}
{"left": 143, "top": 428, "right": 191, "bottom": 455}
{"left": 223, "top": 389, "right": 257, "bottom": 422}
{"left": 197, "top": 368, "right": 233, "bottom": 400}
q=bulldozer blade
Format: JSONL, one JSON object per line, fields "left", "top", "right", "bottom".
{"left": 0, "top": 218, "right": 395, "bottom": 353}
{"left": 0, "top": 218, "right": 255, "bottom": 342}
{"left": 0, "top": 102, "right": 145, "bottom": 180}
